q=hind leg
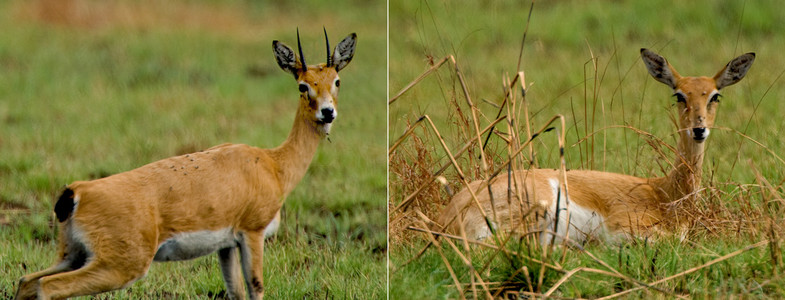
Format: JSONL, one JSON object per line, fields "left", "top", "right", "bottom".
{"left": 16, "top": 225, "right": 89, "bottom": 299}
{"left": 15, "top": 261, "right": 73, "bottom": 300}
{"left": 18, "top": 222, "right": 156, "bottom": 299}
{"left": 33, "top": 259, "right": 150, "bottom": 300}
{"left": 218, "top": 246, "right": 246, "bottom": 300}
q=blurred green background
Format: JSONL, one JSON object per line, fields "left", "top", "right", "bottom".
{"left": 0, "top": 0, "right": 386, "bottom": 298}
{"left": 391, "top": 0, "right": 785, "bottom": 181}
{"left": 390, "top": 0, "right": 785, "bottom": 298}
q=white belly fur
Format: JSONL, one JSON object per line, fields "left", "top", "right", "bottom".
{"left": 262, "top": 210, "right": 281, "bottom": 238}
{"left": 541, "top": 179, "right": 607, "bottom": 245}
{"left": 154, "top": 228, "right": 237, "bottom": 261}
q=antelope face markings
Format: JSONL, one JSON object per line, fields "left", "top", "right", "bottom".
{"left": 273, "top": 31, "right": 356, "bottom": 137}
{"left": 642, "top": 48, "right": 755, "bottom": 145}
{"left": 298, "top": 66, "right": 339, "bottom": 134}
{"left": 674, "top": 78, "right": 720, "bottom": 143}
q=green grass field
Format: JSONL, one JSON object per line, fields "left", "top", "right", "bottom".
{"left": 390, "top": 0, "right": 785, "bottom": 298}
{"left": 0, "top": 0, "right": 386, "bottom": 298}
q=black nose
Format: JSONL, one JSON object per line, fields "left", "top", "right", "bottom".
{"left": 692, "top": 127, "right": 706, "bottom": 141}
{"left": 321, "top": 108, "right": 334, "bottom": 123}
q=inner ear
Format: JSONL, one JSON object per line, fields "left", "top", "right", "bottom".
{"left": 640, "top": 48, "right": 681, "bottom": 89}
{"left": 273, "top": 41, "right": 302, "bottom": 79}
{"left": 714, "top": 52, "right": 755, "bottom": 89}
{"left": 332, "top": 33, "right": 357, "bottom": 72}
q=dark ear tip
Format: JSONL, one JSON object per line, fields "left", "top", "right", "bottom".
{"left": 748, "top": 52, "right": 756, "bottom": 57}
{"left": 640, "top": 48, "right": 647, "bottom": 53}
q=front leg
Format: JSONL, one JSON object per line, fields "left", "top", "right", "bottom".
{"left": 237, "top": 231, "right": 264, "bottom": 299}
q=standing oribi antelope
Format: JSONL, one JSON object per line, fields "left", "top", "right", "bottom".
{"left": 15, "top": 29, "right": 357, "bottom": 300}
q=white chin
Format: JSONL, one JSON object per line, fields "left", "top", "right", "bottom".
{"left": 320, "top": 123, "right": 332, "bottom": 135}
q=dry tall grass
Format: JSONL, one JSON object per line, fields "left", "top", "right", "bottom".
{"left": 389, "top": 53, "right": 785, "bottom": 298}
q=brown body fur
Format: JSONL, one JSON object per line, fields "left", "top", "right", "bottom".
{"left": 439, "top": 170, "right": 666, "bottom": 242}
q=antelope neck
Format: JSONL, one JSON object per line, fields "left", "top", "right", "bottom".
{"left": 270, "top": 103, "right": 323, "bottom": 196}
{"left": 651, "top": 127, "right": 706, "bottom": 204}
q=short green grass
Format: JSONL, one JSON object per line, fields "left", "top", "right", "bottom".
{"left": 0, "top": 0, "right": 386, "bottom": 298}
{"left": 390, "top": 0, "right": 785, "bottom": 298}
{"left": 394, "top": 235, "right": 784, "bottom": 298}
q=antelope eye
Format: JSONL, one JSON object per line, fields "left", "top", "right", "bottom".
{"left": 335, "top": 79, "right": 341, "bottom": 88}
{"left": 673, "top": 93, "right": 686, "bottom": 103}
{"left": 709, "top": 93, "right": 721, "bottom": 103}
{"left": 298, "top": 84, "right": 309, "bottom": 93}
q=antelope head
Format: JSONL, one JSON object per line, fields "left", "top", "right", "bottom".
{"left": 273, "top": 28, "right": 357, "bottom": 136}
{"left": 641, "top": 48, "right": 755, "bottom": 144}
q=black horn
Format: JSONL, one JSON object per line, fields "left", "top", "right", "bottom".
{"left": 296, "top": 28, "right": 306, "bottom": 72}
{"left": 324, "top": 27, "right": 331, "bottom": 67}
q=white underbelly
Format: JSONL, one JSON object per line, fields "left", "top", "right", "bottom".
{"left": 542, "top": 178, "right": 608, "bottom": 245}
{"left": 154, "top": 228, "right": 237, "bottom": 261}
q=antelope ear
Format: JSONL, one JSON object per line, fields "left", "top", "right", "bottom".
{"left": 273, "top": 41, "right": 301, "bottom": 78}
{"left": 332, "top": 33, "right": 357, "bottom": 72}
{"left": 641, "top": 48, "right": 681, "bottom": 89}
{"left": 714, "top": 52, "right": 755, "bottom": 90}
